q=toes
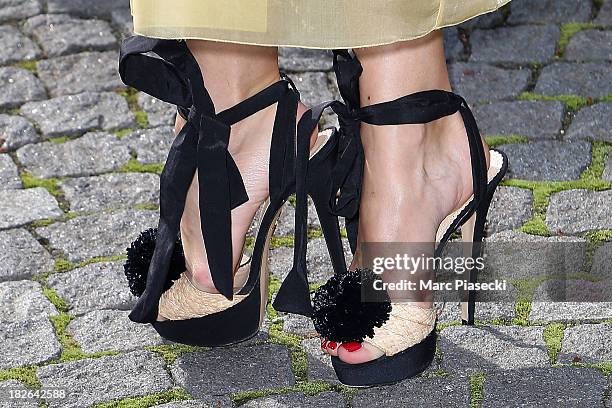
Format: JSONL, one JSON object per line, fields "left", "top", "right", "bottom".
{"left": 320, "top": 338, "right": 339, "bottom": 356}
{"left": 337, "top": 341, "right": 385, "bottom": 364}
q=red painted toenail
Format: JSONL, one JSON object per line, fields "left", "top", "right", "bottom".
{"left": 341, "top": 342, "right": 362, "bottom": 352}
{"left": 328, "top": 341, "right": 337, "bottom": 350}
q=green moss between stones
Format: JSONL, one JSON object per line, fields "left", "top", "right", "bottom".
{"left": 118, "top": 88, "right": 149, "bottom": 129}
{"left": 585, "top": 230, "right": 612, "bottom": 243}
{"left": 114, "top": 128, "right": 135, "bottom": 138}
{"left": 469, "top": 372, "right": 486, "bottom": 408}
{"left": 47, "top": 136, "right": 72, "bottom": 144}
{"left": 557, "top": 23, "right": 596, "bottom": 56}
{"left": 542, "top": 323, "right": 565, "bottom": 363}
{"left": 518, "top": 92, "right": 592, "bottom": 112}
{"left": 519, "top": 214, "right": 550, "bottom": 236}
{"left": 134, "top": 111, "right": 149, "bottom": 128}
{"left": 92, "top": 387, "right": 192, "bottom": 408}
{"left": 119, "top": 158, "right": 164, "bottom": 174}
{"left": 231, "top": 382, "right": 335, "bottom": 406}
{"left": 484, "top": 135, "right": 529, "bottom": 148}
{"left": 30, "top": 218, "right": 56, "bottom": 228}
{"left": 145, "top": 344, "right": 205, "bottom": 365}
{"left": 270, "top": 235, "right": 294, "bottom": 249}
{"left": 20, "top": 172, "right": 63, "bottom": 198}
{"left": 43, "top": 287, "right": 70, "bottom": 313}
{"left": 0, "top": 366, "right": 40, "bottom": 389}
{"left": 16, "top": 60, "right": 38, "bottom": 74}
{"left": 133, "top": 203, "right": 159, "bottom": 211}
{"left": 574, "top": 361, "right": 612, "bottom": 376}
{"left": 76, "top": 255, "right": 127, "bottom": 269}
{"left": 53, "top": 258, "right": 73, "bottom": 272}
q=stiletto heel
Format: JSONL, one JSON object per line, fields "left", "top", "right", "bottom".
{"left": 311, "top": 50, "right": 508, "bottom": 387}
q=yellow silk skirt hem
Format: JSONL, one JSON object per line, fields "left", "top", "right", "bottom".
{"left": 131, "top": 0, "right": 511, "bottom": 50}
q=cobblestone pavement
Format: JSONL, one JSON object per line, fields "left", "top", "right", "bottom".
{"left": 1, "top": 1, "right": 611, "bottom": 407}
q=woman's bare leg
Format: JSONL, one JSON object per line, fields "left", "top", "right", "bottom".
{"left": 323, "top": 31, "right": 490, "bottom": 363}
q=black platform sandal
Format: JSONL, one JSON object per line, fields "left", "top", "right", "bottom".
{"left": 118, "top": 36, "right": 345, "bottom": 346}
{"left": 311, "top": 50, "right": 508, "bottom": 387}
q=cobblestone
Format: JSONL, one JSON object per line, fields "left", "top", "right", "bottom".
{"left": 566, "top": 103, "right": 612, "bottom": 142}
{"left": 596, "top": 0, "right": 612, "bottom": 26}
{"left": 470, "top": 25, "right": 559, "bottom": 64}
{"left": 46, "top": 261, "right": 136, "bottom": 315}
{"left": 0, "top": 379, "right": 38, "bottom": 408}
{"left": 508, "top": 0, "right": 592, "bottom": 24}
{"left": 498, "top": 140, "right": 591, "bottom": 181}
{"left": 459, "top": 7, "right": 506, "bottom": 30}
{"left": 559, "top": 323, "right": 612, "bottom": 364}
{"left": 20, "top": 92, "right": 135, "bottom": 137}
{"left": 46, "top": 0, "right": 128, "bottom": 18}
{"left": 36, "top": 209, "right": 158, "bottom": 262}
{"left": 483, "top": 367, "right": 606, "bottom": 408}
{"left": 292, "top": 72, "right": 335, "bottom": 107}
{"left": 565, "top": 30, "right": 612, "bottom": 62}
{"left": 0, "top": 318, "right": 61, "bottom": 369}
{"left": 0, "top": 154, "right": 21, "bottom": 189}
{"left": 0, "top": 67, "right": 46, "bottom": 109}
{"left": 0, "top": 0, "right": 42, "bottom": 23}
{"left": 449, "top": 63, "right": 530, "bottom": 103}
{"left": 591, "top": 242, "right": 612, "bottom": 278}
{"left": 123, "top": 126, "right": 174, "bottom": 164}
{"left": 155, "top": 399, "right": 232, "bottom": 408}
{"left": 17, "top": 132, "right": 131, "bottom": 178}
{"left": 0, "top": 114, "right": 39, "bottom": 151}
{"left": 0, "top": 280, "right": 57, "bottom": 323}
{"left": 0, "top": 187, "right": 62, "bottom": 229}
{"left": 37, "top": 51, "right": 124, "bottom": 96}
{"left": 137, "top": 93, "right": 177, "bottom": 127}
{"left": 24, "top": 14, "right": 116, "bottom": 57}
{"left": 110, "top": 8, "right": 133, "bottom": 37}
{"left": 37, "top": 350, "right": 172, "bottom": 408}
{"left": 301, "top": 337, "right": 339, "bottom": 384}
{"left": 283, "top": 313, "right": 316, "bottom": 337}
{"left": 474, "top": 101, "right": 563, "bottom": 139}
{"left": 243, "top": 392, "right": 345, "bottom": 408}
{"left": 279, "top": 47, "right": 333, "bottom": 72}
{"left": 486, "top": 186, "right": 533, "bottom": 234}
{"left": 535, "top": 63, "right": 612, "bottom": 98}
{"left": 67, "top": 309, "right": 162, "bottom": 353}
{"left": 547, "top": 189, "right": 612, "bottom": 234}
{"left": 0, "top": 25, "right": 41, "bottom": 65}
{"left": 0, "top": 228, "right": 54, "bottom": 281}
{"left": 59, "top": 172, "right": 159, "bottom": 212}
{"left": 439, "top": 325, "right": 549, "bottom": 373}
{"left": 171, "top": 345, "right": 295, "bottom": 396}
{"left": 604, "top": 155, "right": 612, "bottom": 182}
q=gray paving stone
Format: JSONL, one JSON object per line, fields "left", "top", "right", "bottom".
{"left": 437, "top": 301, "right": 516, "bottom": 323}
{"left": 559, "top": 323, "right": 612, "bottom": 364}
{"left": 110, "top": 8, "right": 133, "bottom": 37}
{"left": 0, "top": 280, "right": 57, "bottom": 323}
{"left": 352, "top": 376, "right": 470, "bottom": 408}
{"left": 301, "top": 337, "right": 339, "bottom": 384}
{"left": 59, "top": 172, "right": 159, "bottom": 212}
{"left": 46, "top": 261, "right": 136, "bottom": 315}
{"left": 0, "top": 114, "right": 39, "bottom": 151}
{"left": 470, "top": 25, "right": 559, "bottom": 64}
{"left": 483, "top": 367, "right": 606, "bottom": 408}
{"left": 565, "top": 30, "right": 612, "bottom": 62}
{"left": 138, "top": 93, "right": 177, "bottom": 127}
{"left": 24, "top": 14, "right": 116, "bottom": 58}
{"left": 0, "top": 228, "right": 54, "bottom": 281}
{"left": 283, "top": 313, "right": 316, "bottom": 337}
{"left": 474, "top": 101, "right": 563, "bottom": 139}
{"left": 596, "top": 0, "right": 612, "bottom": 26}
{"left": 591, "top": 242, "right": 612, "bottom": 279}
{"left": 486, "top": 186, "right": 533, "bottom": 234}
{"left": 243, "top": 392, "right": 345, "bottom": 408}
{"left": 47, "top": 0, "right": 129, "bottom": 18}
{"left": 20, "top": 92, "right": 135, "bottom": 137}
{"left": 508, "top": 0, "right": 592, "bottom": 24}
{"left": 459, "top": 7, "right": 506, "bottom": 30}
{"left": 547, "top": 189, "right": 612, "bottom": 234}
{"left": 37, "top": 51, "right": 124, "bottom": 97}
{"left": 37, "top": 209, "right": 157, "bottom": 262}
{"left": 0, "top": 379, "right": 38, "bottom": 408}
{"left": 443, "top": 28, "right": 464, "bottom": 62}
{"left": 269, "top": 237, "right": 351, "bottom": 284}
{"left": 275, "top": 199, "right": 321, "bottom": 236}
{"left": 535, "top": 63, "right": 612, "bottom": 98}
{"left": 37, "top": 350, "right": 172, "bottom": 408}
{"left": 124, "top": 126, "right": 174, "bottom": 164}
{"left": 0, "top": 67, "right": 46, "bottom": 109}
{"left": 67, "top": 309, "right": 162, "bottom": 353}
{"left": 0, "top": 318, "right": 61, "bottom": 369}
{"left": 485, "top": 231, "right": 587, "bottom": 280}
{"left": 171, "top": 344, "right": 295, "bottom": 396}
{"left": 566, "top": 103, "right": 612, "bottom": 142}
{"left": 529, "top": 280, "right": 612, "bottom": 323}
{"left": 279, "top": 47, "right": 333, "bottom": 72}
{"left": 292, "top": 72, "right": 335, "bottom": 107}
{"left": 604, "top": 155, "right": 612, "bottom": 182}
{"left": 154, "top": 398, "right": 232, "bottom": 408}
{"left": 0, "top": 155, "right": 21, "bottom": 189}
{"left": 0, "top": 0, "right": 41, "bottom": 23}
{"left": 498, "top": 141, "right": 591, "bottom": 181}
{"left": 0, "top": 187, "right": 62, "bottom": 229}
{"left": 449, "top": 63, "right": 530, "bottom": 103}
{"left": 0, "top": 25, "right": 41, "bottom": 65}
{"left": 439, "top": 325, "right": 549, "bottom": 373}
{"left": 17, "top": 132, "right": 131, "bottom": 178}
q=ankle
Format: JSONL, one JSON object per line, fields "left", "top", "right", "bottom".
{"left": 187, "top": 265, "right": 218, "bottom": 293}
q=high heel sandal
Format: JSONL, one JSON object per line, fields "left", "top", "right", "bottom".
{"left": 118, "top": 36, "right": 344, "bottom": 346}
{"left": 312, "top": 50, "right": 508, "bottom": 387}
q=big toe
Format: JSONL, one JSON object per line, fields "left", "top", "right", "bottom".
{"left": 321, "top": 338, "right": 339, "bottom": 357}
{"left": 337, "top": 341, "right": 385, "bottom": 364}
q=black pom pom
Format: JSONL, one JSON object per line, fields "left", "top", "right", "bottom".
{"left": 124, "top": 228, "right": 185, "bottom": 297}
{"left": 312, "top": 269, "right": 392, "bottom": 343}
